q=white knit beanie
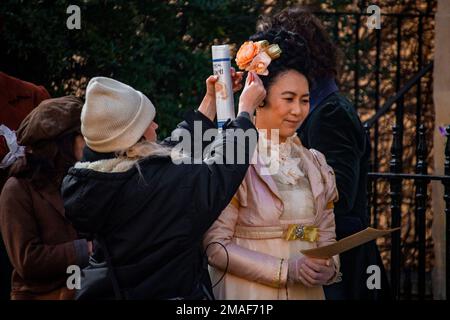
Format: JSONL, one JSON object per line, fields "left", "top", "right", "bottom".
{"left": 81, "top": 77, "right": 156, "bottom": 153}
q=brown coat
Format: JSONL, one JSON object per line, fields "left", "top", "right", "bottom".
{"left": 0, "top": 177, "right": 89, "bottom": 300}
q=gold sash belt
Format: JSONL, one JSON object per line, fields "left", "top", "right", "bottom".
{"left": 234, "top": 224, "right": 319, "bottom": 242}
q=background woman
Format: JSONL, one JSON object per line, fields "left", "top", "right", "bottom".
{"left": 0, "top": 96, "right": 91, "bottom": 300}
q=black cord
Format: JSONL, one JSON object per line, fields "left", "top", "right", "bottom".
{"left": 203, "top": 241, "right": 229, "bottom": 288}
{"left": 98, "top": 236, "right": 125, "bottom": 300}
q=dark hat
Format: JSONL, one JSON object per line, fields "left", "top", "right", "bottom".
{"left": 17, "top": 96, "right": 83, "bottom": 146}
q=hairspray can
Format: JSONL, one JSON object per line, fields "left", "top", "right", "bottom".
{"left": 211, "top": 45, "right": 235, "bottom": 128}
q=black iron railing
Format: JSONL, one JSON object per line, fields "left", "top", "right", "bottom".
{"left": 364, "top": 62, "right": 450, "bottom": 300}
{"left": 313, "top": 6, "right": 440, "bottom": 300}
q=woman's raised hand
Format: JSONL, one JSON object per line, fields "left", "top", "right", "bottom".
{"left": 198, "top": 68, "right": 244, "bottom": 122}
{"left": 288, "top": 254, "right": 336, "bottom": 287}
{"left": 238, "top": 71, "right": 266, "bottom": 115}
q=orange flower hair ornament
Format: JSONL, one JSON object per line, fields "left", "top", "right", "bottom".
{"left": 235, "top": 40, "right": 282, "bottom": 76}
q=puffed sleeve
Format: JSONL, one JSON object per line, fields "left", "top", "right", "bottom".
{"left": 203, "top": 181, "right": 289, "bottom": 288}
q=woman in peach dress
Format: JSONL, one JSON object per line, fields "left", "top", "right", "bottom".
{"left": 204, "top": 29, "right": 341, "bottom": 300}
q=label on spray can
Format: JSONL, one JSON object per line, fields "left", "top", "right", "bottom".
{"left": 212, "top": 45, "right": 235, "bottom": 129}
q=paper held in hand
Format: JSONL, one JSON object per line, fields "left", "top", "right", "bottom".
{"left": 300, "top": 227, "right": 400, "bottom": 259}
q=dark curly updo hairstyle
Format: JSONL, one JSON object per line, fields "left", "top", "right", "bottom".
{"left": 257, "top": 6, "right": 343, "bottom": 81}
{"left": 248, "top": 28, "right": 311, "bottom": 92}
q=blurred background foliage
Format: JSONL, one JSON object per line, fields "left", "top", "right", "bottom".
{"left": 0, "top": 0, "right": 435, "bottom": 136}
{"left": 1, "top": 0, "right": 266, "bottom": 137}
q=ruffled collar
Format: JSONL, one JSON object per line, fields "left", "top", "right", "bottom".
{"left": 258, "top": 131, "right": 305, "bottom": 185}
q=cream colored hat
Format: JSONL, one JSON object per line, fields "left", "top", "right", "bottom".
{"left": 81, "top": 77, "right": 156, "bottom": 153}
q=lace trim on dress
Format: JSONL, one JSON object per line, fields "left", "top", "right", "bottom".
{"left": 258, "top": 131, "right": 304, "bottom": 185}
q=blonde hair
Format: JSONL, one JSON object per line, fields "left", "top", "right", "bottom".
{"left": 74, "top": 139, "right": 179, "bottom": 175}
{"left": 118, "top": 139, "right": 173, "bottom": 160}
{"left": 108, "top": 139, "right": 174, "bottom": 181}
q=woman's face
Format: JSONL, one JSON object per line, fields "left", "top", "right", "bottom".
{"left": 143, "top": 121, "right": 159, "bottom": 142}
{"left": 73, "top": 134, "right": 86, "bottom": 161}
{"left": 256, "top": 70, "right": 310, "bottom": 142}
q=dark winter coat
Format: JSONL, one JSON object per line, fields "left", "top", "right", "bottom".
{"left": 62, "top": 111, "right": 257, "bottom": 299}
{"left": 298, "top": 92, "right": 391, "bottom": 300}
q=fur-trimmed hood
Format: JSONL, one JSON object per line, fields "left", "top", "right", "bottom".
{"left": 74, "top": 157, "right": 139, "bottom": 173}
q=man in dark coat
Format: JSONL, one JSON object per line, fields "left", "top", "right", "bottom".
{"left": 260, "top": 7, "right": 391, "bottom": 299}
{"left": 298, "top": 90, "right": 392, "bottom": 299}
